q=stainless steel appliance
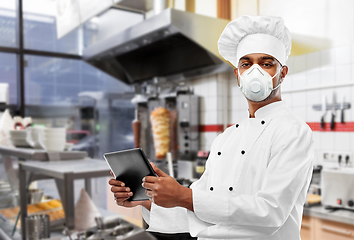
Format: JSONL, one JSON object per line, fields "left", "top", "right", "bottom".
{"left": 133, "top": 86, "right": 199, "bottom": 163}
{"left": 82, "top": 8, "right": 231, "bottom": 84}
{"left": 321, "top": 168, "right": 354, "bottom": 210}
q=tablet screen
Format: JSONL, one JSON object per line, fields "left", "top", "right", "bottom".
{"left": 104, "top": 148, "right": 156, "bottom": 201}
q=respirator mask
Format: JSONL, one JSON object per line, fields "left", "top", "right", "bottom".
{"left": 238, "top": 64, "right": 283, "bottom": 102}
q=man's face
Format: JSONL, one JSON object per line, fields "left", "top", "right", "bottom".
{"left": 233, "top": 53, "right": 288, "bottom": 103}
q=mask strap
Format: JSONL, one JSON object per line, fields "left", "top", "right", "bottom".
{"left": 272, "top": 66, "right": 284, "bottom": 90}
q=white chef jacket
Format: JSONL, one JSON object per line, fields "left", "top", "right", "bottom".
{"left": 142, "top": 101, "right": 314, "bottom": 240}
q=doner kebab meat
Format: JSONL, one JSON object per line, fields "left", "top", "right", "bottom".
{"left": 150, "top": 107, "right": 170, "bottom": 159}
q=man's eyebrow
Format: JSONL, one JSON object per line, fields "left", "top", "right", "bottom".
{"left": 260, "top": 56, "right": 275, "bottom": 61}
{"left": 239, "top": 56, "right": 250, "bottom": 61}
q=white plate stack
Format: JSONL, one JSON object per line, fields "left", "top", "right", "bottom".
{"left": 39, "top": 128, "right": 67, "bottom": 152}
{"left": 9, "top": 130, "right": 31, "bottom": 147}
{"left": 26, "top": 126, "right": 45, "bottom": 149}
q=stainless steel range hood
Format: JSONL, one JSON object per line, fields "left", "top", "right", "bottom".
{"left": 82, "top": 8, "right": 232, "bottom": 85}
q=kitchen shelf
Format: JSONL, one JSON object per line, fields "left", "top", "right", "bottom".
{"left": 19, "top": 159, "right": 111, "bottom": 240}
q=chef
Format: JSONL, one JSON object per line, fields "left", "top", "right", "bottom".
{"left": 109, "top": 15, "right": 314, "bottom": 240}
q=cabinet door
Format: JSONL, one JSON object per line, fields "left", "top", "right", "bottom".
{"left": 300, "top": 215, "right": 314, "bottom": 240}
{"left": 315, "top": 219, "right": 354, "bottom": 240}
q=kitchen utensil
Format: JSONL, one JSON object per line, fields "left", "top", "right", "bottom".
{"left": 95, "top": 216, "right": 104, "bottom": 230}
{"left": 63, "top": 228, "right": 73, "bottom": 240}
{"left": 340, "top": 96, "right": 345, "bottom": 124}
{"left": 25, "top": 214, "right": 50, "bottom": 240}
{"left": 132, "top": 110, "right": 141, "bottom": 148}
{"left": 330, "top": 92, "right": 336, "bottom": 130}
{"left": 27, "top": 189, "right": 44, "bottom": 204}
{"left": 166, "top": 152, "right": 174, "bottom": 178}
{"left": 320, "top": 95, "right": 327, "bottom": 129}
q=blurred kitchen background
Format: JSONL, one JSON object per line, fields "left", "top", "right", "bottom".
{"left": 0, "top": 0, "right": 354, "bottom": 239}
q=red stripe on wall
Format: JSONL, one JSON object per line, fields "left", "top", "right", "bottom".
{"left": 199, "top": 124, "right": 224, "bottom": 132}
{"left": 306, "top": 122, "right": 354, "bottom": 132}
{"left": 199, "top": 123, "right": 354, "bottom": 132}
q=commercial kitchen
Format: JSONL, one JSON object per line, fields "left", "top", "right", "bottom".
{"left": 0, "top": 0, "right": 354, "bottom": 239}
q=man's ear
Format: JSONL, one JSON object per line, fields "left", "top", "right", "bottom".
{"left": 281, "top": 66, "right": 288, "bottom": 79}
{"left": 234, "top": 68, "right": 240, "bottom": 86}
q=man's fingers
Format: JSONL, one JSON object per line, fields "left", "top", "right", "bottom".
{"left": 151, "top": 162, "right": 168, "bottom": 177}
{"left": 143, "top": 176, "right": 158, "bottom": 183}
{"left": 142, "top": 181, "right": 155, "bottom": 191}
{"left": 111, "top": 186, "right": 130, "bottom": 193}
{"left": 115, "top": 197, "right": 130, "bottom": 205}
{"left": 114, "top": 191, "right": 133, "bottom": 198}
{"left": 145, "top": 189, "right": 153, "bottom": 198}
{"left": 108, "top": 179, "right": 125, "bottom": 187}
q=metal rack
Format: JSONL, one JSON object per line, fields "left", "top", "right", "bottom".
{"left": 0, "top": 146, "right": 110, "bottom": 240}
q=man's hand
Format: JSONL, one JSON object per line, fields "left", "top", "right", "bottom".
{"left": 142, "top": 163, "right": 193, "bottom": 211}
{"left": 108, "top": 174, "right": 151, "bottom": 210}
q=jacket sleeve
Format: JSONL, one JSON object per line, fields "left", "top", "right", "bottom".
{"left": 188, "top": 122, "right": 314, "bottom": 238}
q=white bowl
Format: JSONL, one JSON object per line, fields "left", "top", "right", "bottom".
{"left": 9, "top": 130, "right": 27, "bottom": 137}
{"left": 39, "top": 138, "right": 66, "bottom": 152}
{"left": 44, "top": 128, "right": 66, "bottom": 135}
{"left": 26, "top": 128, "right": 45, "bottom": 149}
{"left": 11, "top": 138, "right": 31, "bottom": 147}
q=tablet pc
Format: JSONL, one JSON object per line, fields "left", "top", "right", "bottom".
{"left": 104, "top": 148, "right": 157, "bottom": 201}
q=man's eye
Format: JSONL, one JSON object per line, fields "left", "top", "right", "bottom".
{"left": 262, "top": 63, "right": 273, "bottom": 67}
{"left": 241, "top": 63, "right": 250, "bottom": 67}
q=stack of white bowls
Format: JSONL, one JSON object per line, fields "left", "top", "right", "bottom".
{"left": 9, "top": 130, "right": 31, "bottom": 147}
{"left": 26, "top": 126, "right": 45, "bottom": 149}
{"left": 39, "top": 128, "right": 67, "bottom": 152}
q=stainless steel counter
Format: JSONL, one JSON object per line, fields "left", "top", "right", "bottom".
{"left": 0, "top": 146, "right": 87, "bottom": 161}
{"left": 303, "top": 205, "right": 354, "bottom": 225}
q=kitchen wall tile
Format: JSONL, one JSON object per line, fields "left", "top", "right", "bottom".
{"left": 229, "top": 95, "right": 237, "bottom": 111}
{"left": 307, "top": 51, "right": 321, "bottom": 70}
{"left": 203, "top": 110, "right": 218, "bottom": 125}
{"left": 283, "top": 73, "right": 293, "bottom": 90}
{"left": 335, "top": 64, "right": 351, "bottom": 83}
{"left": 351, "top": 63, "right": 354, "bottom": 81}
{"left": 291, "top": 106, "right": 307, "bottom": 121}
{"left": 350, "top": 86, "right": 354, "bottom": 122}
{"left": 306, "top": 68, "right": 321, "bottom": 87}
{"left": 290, "top": 72, "right": 307, "bottom": 90}
{"left": 217, "top": 95, "right": 226, "bottom": 112}
{"left": 334, "top": 86, "right": 352, "bottom": 122}
{"left": 201, "top": 132, "right": 219, "bottom": 151}
{"left": 207, "top": 78, "right": 218, "bottom": 97}
{"left": 282, "top": 93, "right": 292, "bottom": 108}
{"left": 286, "top": 57, "right": 294, "bottom": 75}
{"left": 320, "top": 66, "right": 336, "bottom": 86}
{"left": 292, "top": 92, "right": 307, "bottom": 108}
{"left": 204, "top": 96, "right": 217, "bottom": 111}
{"left": 313, "top": 150, "right": 323, "bottom": 166}
{"left": 334, "top": 132, "right": 351, "bottom": 151}
{"left": 320, "top": 48, "right": 336, "bottom": 67}
{"left": 230, "top": 109, "right": 247, "bottom": 125}
{"left": 312, "top": 132, "right": 321, "bottom": 150}
{"left": 306, "top": 92, "right": 320, "bottom": 122}
{"left": 335, "top": 45, "right": 351, "bottom": 66}
{"left": 319, "top": 132, "right": 335, "bottom": 152}
{"left": 293, "top": 55, "right": 307, "bottom": 73}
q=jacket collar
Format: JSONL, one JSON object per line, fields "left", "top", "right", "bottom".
{"left": 250, "top": 100, "right": 287, "bottom": 119}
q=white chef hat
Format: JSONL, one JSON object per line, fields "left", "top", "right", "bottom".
{"left": 218, "top": 15, "right": 291, "bottom": 67}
